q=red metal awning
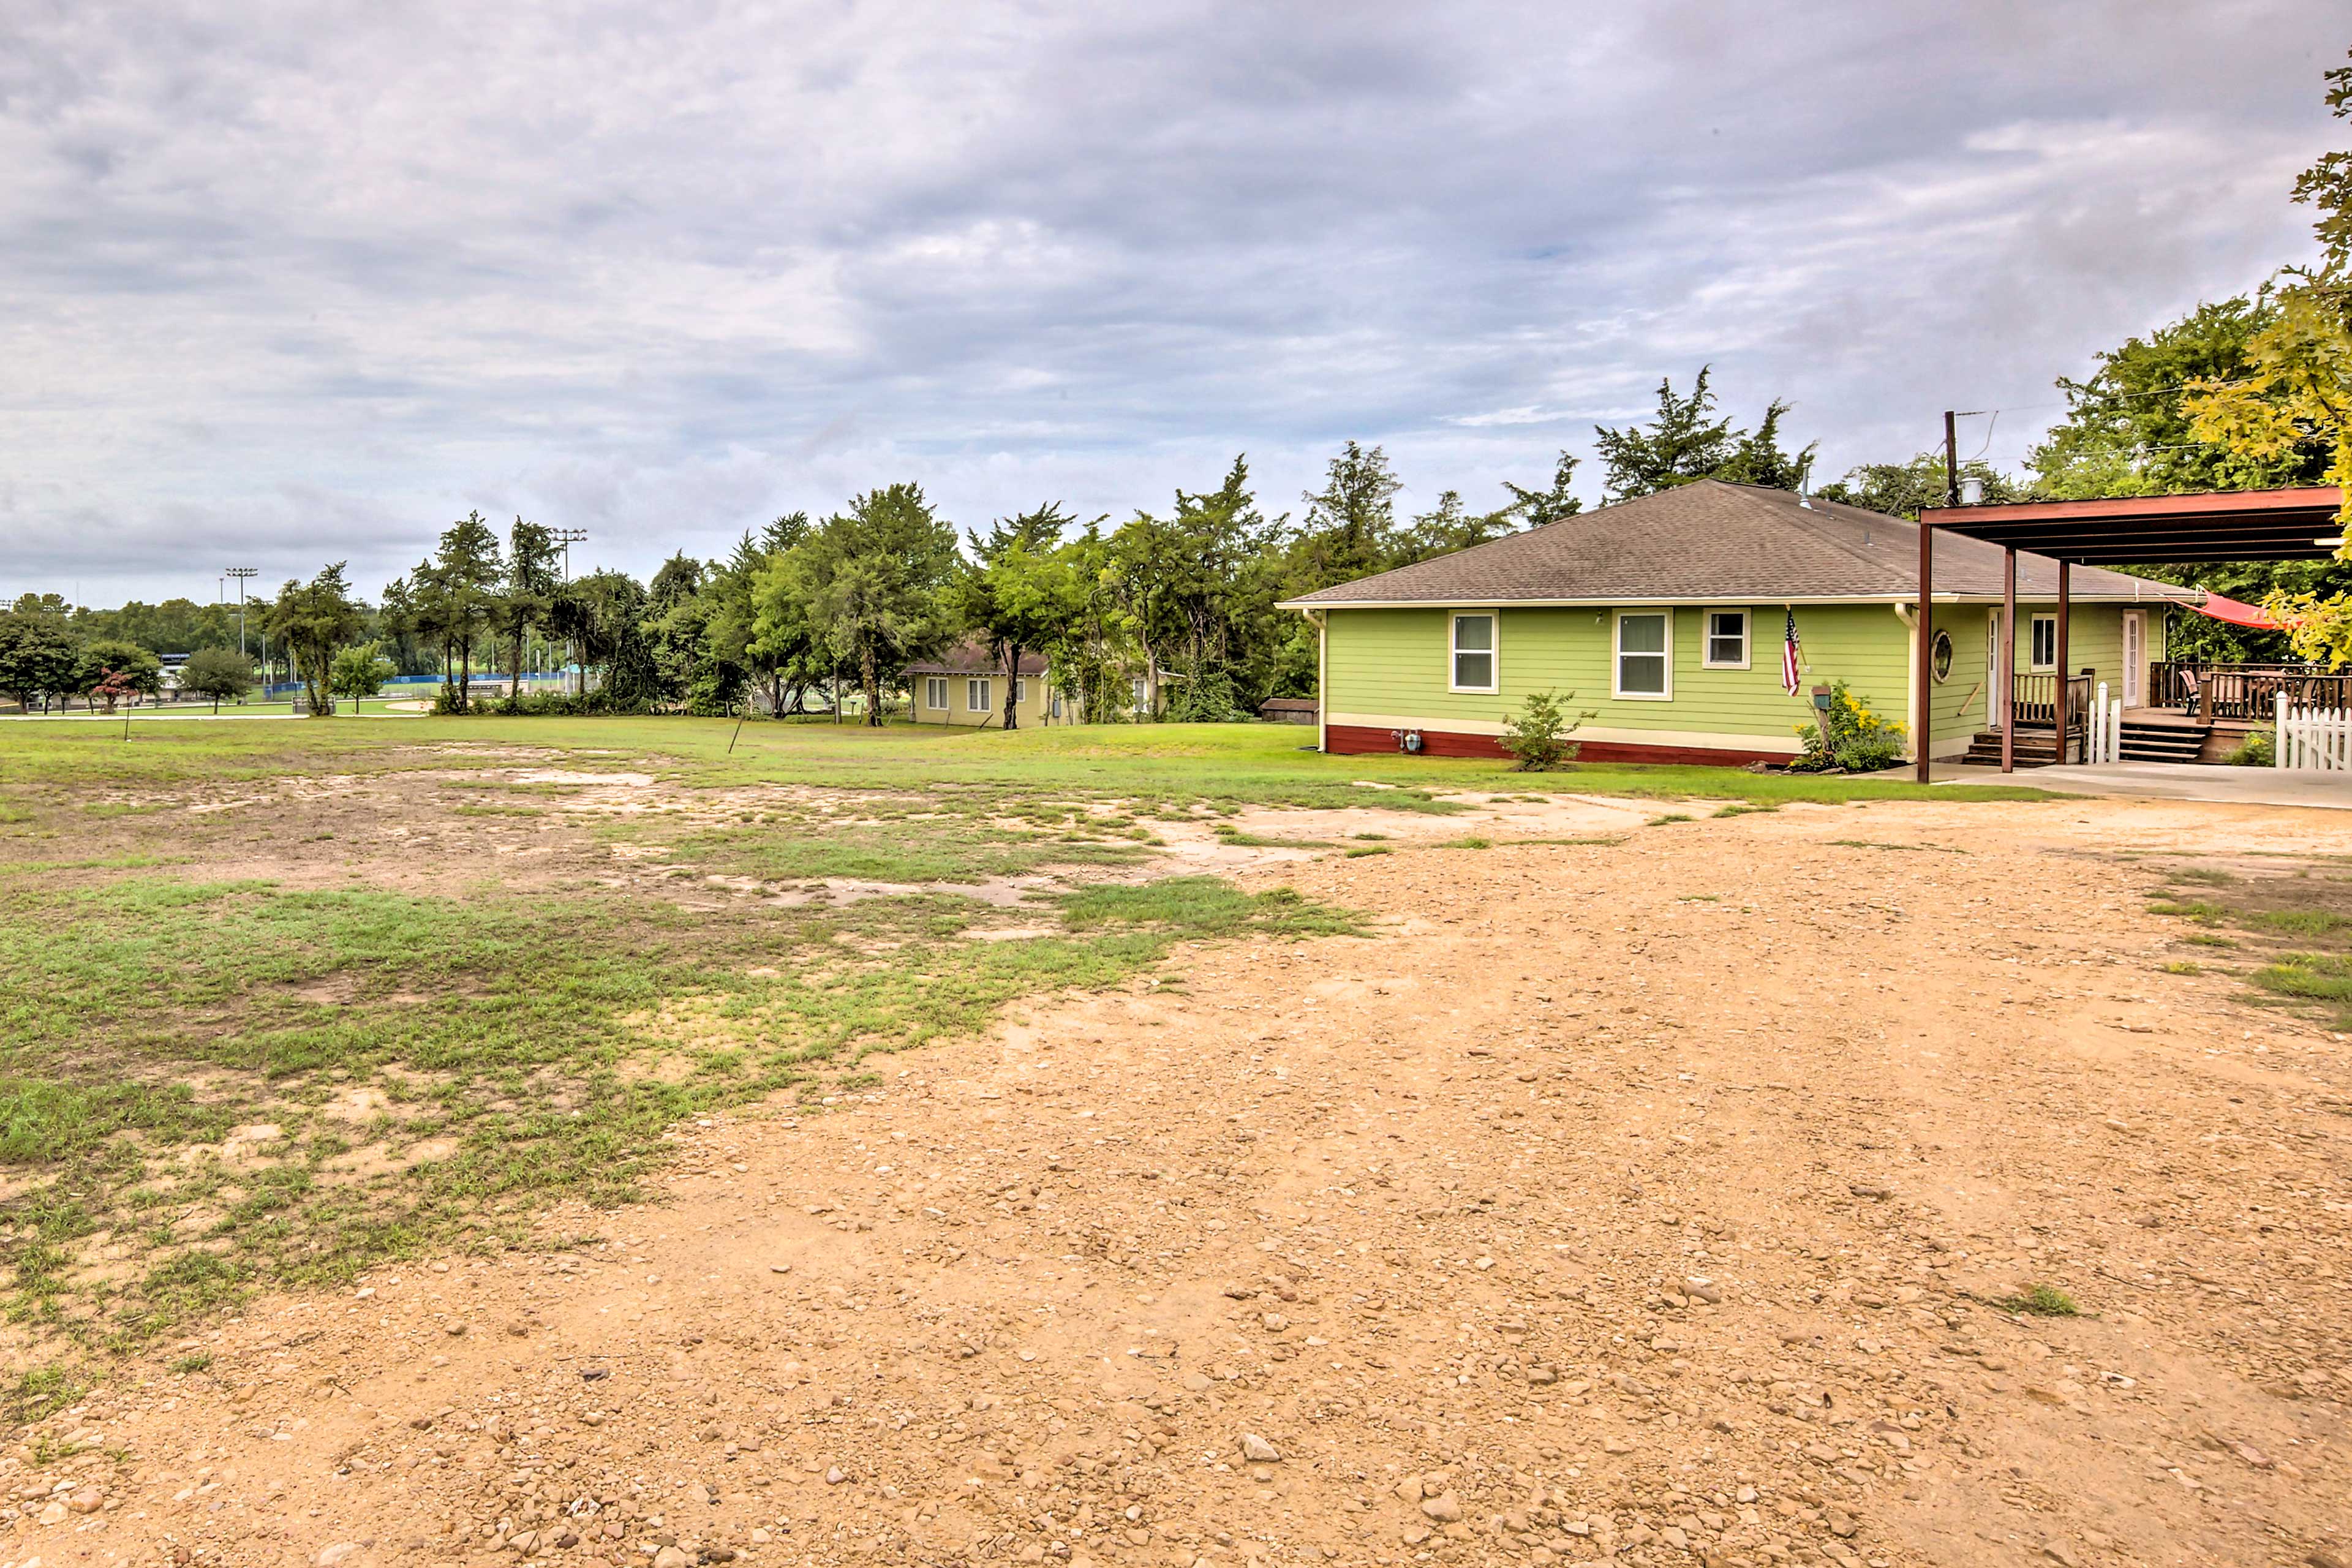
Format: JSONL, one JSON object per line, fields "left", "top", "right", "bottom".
{"left": 1912, "top": 483, "right": 2342, "bottom": 779}
{"left": 1920, "top": 485, "right": 2344, "bottom": 564}
{"left": 2189, "top": 593, "right": 2282, "bottom": 630}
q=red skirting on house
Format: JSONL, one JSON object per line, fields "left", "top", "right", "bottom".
{"left": 1322, "top": 722, "right": 1788, "bottom": 768}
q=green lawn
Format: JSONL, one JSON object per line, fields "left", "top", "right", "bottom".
{"left": 0, "top": 710, "right": 2051, "bottom": 802}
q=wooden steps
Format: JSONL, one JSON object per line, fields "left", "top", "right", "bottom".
{"left": 2119, "top": 718, "right": 2208, "bottom": 764}
{"left": 1961, "top": 728, "right": 2063, "bottom": 768}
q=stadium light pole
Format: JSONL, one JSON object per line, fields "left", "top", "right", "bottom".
{"left": 549, "top": 529, "right": 588, "bottom": 695}
{"left": 225, "top": 567, "right": 258, "bottom": 660}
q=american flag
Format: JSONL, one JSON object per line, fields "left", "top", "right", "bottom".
{"left": 1780, "top": 608, "right": 1803, "bottom": 696}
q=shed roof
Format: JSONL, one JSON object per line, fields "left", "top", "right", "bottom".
{"left": 1279, "top": 481, "right": 2198, "bottom": 608}
{"left": 907, "top": 643, "right": 1048, "bottom": 676}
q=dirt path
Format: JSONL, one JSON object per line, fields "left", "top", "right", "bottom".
{"left": 9, "top": 798, "right": 2349, "bottom": 1568}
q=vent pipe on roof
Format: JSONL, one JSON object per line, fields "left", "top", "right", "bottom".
{"left": 1958, "top": 477, "right": 1986, "bottom": 506}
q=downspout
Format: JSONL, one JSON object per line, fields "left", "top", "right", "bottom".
{"left": 1306, "top": 608, "right": 1328, "bottom": 753}
{"left": 1894, "top": 601, "right": 1920, "bottom": 764}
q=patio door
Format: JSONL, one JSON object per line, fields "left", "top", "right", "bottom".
{"left": 1986, "top": 611, "right": 2005, "bottom": 727}
{"left": 2121, "top": 612, "right": 2146, "bottom": 707}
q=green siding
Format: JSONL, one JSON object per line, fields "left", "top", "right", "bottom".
{"left": 1324, "top": 598, "right": 2166, "bottom": 755}
{"left": 1919, "top": 601, "right": 2146, "bottom": 744}
{"left": 1324, "top": 605, "right": 1911, "bottom": 743}
{"left": 1924, "top": 606, "right": 1986, "bottom": 744}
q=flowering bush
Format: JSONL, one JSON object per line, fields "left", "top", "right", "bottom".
{"left": 1790, "top": 681, "right": 1907, "bottom": 773}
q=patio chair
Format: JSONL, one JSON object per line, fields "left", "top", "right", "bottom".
{"left": 2177, "top": 666, "right": 2201, "bottom": 718}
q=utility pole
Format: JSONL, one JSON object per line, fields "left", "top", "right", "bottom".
{"left": 1942, "top": 411, "right": 1959, "bottom": 508}
{"left": 549, "top": 529, "right": 589, "bottom": 696}
{"left": 225, "top": 567, "right": 258, "bottom": 660}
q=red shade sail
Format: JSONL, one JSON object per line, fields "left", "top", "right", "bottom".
{"left": 2190, "top": 593, "right": 2282, "bottom": 629}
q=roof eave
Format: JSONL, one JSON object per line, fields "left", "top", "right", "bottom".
{"left": 1281, "top": 589, "right": 2199, "bottom": 611}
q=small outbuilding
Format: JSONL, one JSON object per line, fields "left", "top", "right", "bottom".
{"left": 1257, "top": 697, "right": 1318, "bottom": 725}
{"left": 905, "top": 644, "right": 1061, "bottom": 727}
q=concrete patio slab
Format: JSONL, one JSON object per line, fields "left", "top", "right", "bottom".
{"left": 1929, "top": 758, "right": 2352, "bottom": 809}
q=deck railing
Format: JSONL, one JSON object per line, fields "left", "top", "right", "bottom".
{"left": 2150, "top": 662, "right": 2351, "bottom": 718}
{"left": 2010, "top": 673, "right": 2092, "bottom": 733}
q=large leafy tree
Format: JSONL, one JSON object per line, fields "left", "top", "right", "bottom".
{"left": 1593, "top": 368, "right": 1815, "bottom": 499}
{"left": 76, "top": 639, "right": 164, "bottom": 712}
{"left": 950, "top": 503, "right": 1080, "bottom": 729}
{"left": 2015, "top": 290, "right": 2343, "bottom": 662}
{"left": 179, "top": 646, "right": 254, "bottom": 713}
{"left": 781, "top": 484, "right": 958, "bottom": 726}
{"left": 717, "top": 513, "right": 815, "bottom": 716}
{"left": 2184, "top": 104, "right": 2352, "bottom": 668}
{"left": 1494, "top": 451, "right": 1583, "bottom": 529}
{"left": 401, "top": 512, "right": 503, "bottom": 711}
{"left": 257, "top": 564, "right": 364, "bottom": 717}
{"left": 328, "top": 641, "right": 396, "bottom": 709}
{"left": 0, "top": 611, "right": 81, "bottom": 714}
{"left": 497, "top": 518, "right": 560, "bottom": 703}
{"left": 1039, "top": 522, "right": 1135, "bottom": 724}
{"left": 554, "top": 570, "right": 659, "bottom": 708}
{"left": 1398, "top": 490, "right": 1516, "bottom": 562}
{"left": 2029, "top": 293, "right": 2330, "bottom": 499}
{"left": 1819, "top": 452, "right": 2024, "bottom": 521}
{"left": 1107, "top": 457, "right": 1287, "bottom": 719}
{"left": 643, "top": 552, "right": 712, "bottom": 710}
{"left": 66, "top": 598, "right": 240, "bottom": 655}
{"left": 1289, "top": 441, "right": 1402, "bottom": 589}
{"left": 742, "top": 514, "right": 839, "bottom": 716}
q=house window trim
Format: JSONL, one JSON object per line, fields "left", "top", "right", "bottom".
{"left": 925, "top": 677, "right": 948, "bottom": 710}
{"left": 1012, "top": 677, "right": 1027, "bottom": 706}
{"left": 967, "top": 677, "right": 992, "bottom": 713}
{"left": 1702, "top": 608, "right": 1750, "bottom": 670}
{"left": 1613, "top": 609, "right": 1673, "bottom": 701}
{"left": 2029, "top": 614, "right": 2057, "bottom": 673}
{"left": 1448, "top": 611, "right": 1499, "bottom": 695}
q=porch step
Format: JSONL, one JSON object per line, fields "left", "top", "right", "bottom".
{"left": 2119, "top": 720, "right": 2208, "bottom": 765}
{"left": 1961, "top": 729, "right": 2062, "bottom": 768}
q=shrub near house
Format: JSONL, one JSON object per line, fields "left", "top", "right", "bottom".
{"left": 1281, "top": 481, "right": 2198, "bottom": 766}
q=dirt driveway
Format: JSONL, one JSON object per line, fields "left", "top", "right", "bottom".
{"left": 9, "top": 796, "right": 2348, "bottom": 1568}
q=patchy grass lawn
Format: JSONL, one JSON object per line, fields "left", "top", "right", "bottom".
{"left": 0, "top": 714, "right": 2044, "bottom": 1378}
{"left": 2145, "top": 859, "right": 2352, "bottom": 1031}
{"left": 1, "top": 710, "right": 2052, "bottom": 804}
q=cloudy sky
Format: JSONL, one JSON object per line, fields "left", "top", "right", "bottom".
{"left": 1, "top": 1, "right": 2339, "bottom": 606}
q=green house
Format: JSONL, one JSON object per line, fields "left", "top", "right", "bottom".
{"left": 1280, "top": 481, "right": 2198, "bottom": 765}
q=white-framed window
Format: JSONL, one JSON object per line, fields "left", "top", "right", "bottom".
{"left": 1449, "top": 612, "right": 1496, "bottom": 692}
{"left": 1132, "top": 675, "right": 1148, "bottom": 707}
{"left": 2029, "top": 614, "right": 2057, "bottom": 671}
{"left": 1703, "top": 609, "right": 1749, "bottom": 669}
{"left": 1012, "top": 677, "right": 1027, "bottom": 706}
{"left": 967, "top": 677, "right": 992, "bottom": 712}
{"left": 925, "top": 676, "right": 948, "bottom": 710}
{"left": 1613, "top": 609, "right": 1672, "bottom": 699}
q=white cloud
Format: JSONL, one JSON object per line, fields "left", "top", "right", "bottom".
{"left": 0, "top": 0, "right": 2337, "bottom": 604}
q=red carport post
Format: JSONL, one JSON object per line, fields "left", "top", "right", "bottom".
{"left": 2056, "top": 560, "right": 2071, "bottom": 763}
{"left": 1915, "top": 518, "right": 1934, "bottom": 784}
{"left": 2001, "top": 547, "right": 2016, "bottom": 774}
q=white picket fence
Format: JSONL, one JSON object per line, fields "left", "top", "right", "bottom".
{"left": 2277, "top": 693, "right": 2351, "bottom": 771}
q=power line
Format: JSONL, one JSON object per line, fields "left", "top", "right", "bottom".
{"left": 1953, "top": 374, "right": 2264, "bottom": 423}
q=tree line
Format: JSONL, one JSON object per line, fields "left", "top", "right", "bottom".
{"left": 10, "top": 45, "right": 2350, "bottom": 722}
{"left": 0, "top": 337, "right": 2324, "bottom": 719}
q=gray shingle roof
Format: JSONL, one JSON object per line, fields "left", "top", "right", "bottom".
{"left": 907, "top": 642, "right": 1049, "bottom": 676}
{"left": 1280, "top": 481, "right": 2199, "bottom": 606}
